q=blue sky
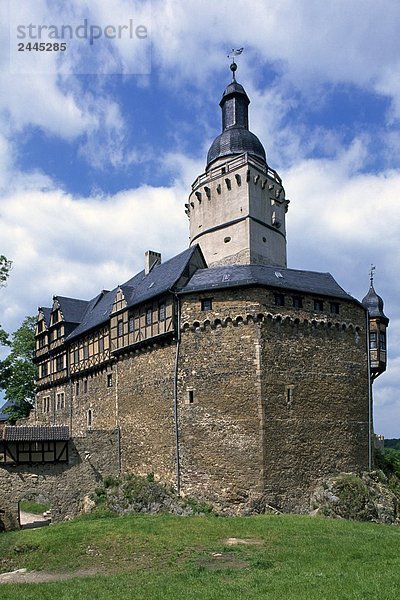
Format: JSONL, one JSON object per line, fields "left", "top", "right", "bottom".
{"left": 0, "top": 0, "right": 399, "bottom": 436}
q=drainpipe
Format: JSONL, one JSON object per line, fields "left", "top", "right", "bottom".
{"left": 172, "top": 293, "right": 181, "bottom": 496}
{"left": 67, "top": 348, "right": 73, "bottom": 433}
{"left": 366, "top": 309, "right": 373, "bottom": 471}
{"left": 115, "top": 361, "right": 121, "bottom": 474}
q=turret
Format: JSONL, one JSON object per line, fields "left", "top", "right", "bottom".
{"left": 362, "top": 268, "right": 389, "bottom": 381}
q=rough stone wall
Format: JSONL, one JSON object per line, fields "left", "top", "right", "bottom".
{"left": 0, "top": 430, "right": 119, "bottom": 531}
{"left": 178, "top": 319, "right": 263, "bottom": 509}
{"left": 117, "top": 344, "right": 177, "bottom": 484}
{"left": 178, "top": 287, "right": 369, "bottom": 511}
{"left": 259, "top": 316, "right": 369, "bottom": 511}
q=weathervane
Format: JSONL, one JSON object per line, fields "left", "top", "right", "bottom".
{"left": 227, "top": 47, "right": 244, "bottom": 81}
{"left": 369, "top": 264, "right": 376, "bottom": 286}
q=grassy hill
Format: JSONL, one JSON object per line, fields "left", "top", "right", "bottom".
{"left": 0, "top": 512, "right": 399, "bottom": 599}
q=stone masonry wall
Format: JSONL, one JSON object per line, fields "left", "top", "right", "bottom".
{"left": 117, "top": 344, "right": 177, "bottom": 484}
{"left": 0, "top": 430, "right": 119, "bottom": 531}
{"left": 178, "top": 286, "right": 369, "bottom": 511}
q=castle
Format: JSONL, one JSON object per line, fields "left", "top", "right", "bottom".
{"left": 1, "top": 64, "right": 389, "bottom": 525}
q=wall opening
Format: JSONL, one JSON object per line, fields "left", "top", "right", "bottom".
{"left": 18, "top": 493, "right": 52, "bottom": 530}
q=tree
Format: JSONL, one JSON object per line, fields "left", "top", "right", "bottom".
{"left": 0, "top": 255, "right": 12, "bottom": 346}
{"left": 0, "top": 255, "right": 12, "bottom": 288}
{"left": 0, "top": 316, "right": 37, "bottom": 423}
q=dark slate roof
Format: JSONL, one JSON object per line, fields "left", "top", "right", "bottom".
{"left": 362, "top": 285, "right": 389, "bottom": 324}
{"left": 57, "top": 296, "right": 89, "bottom": 324}
{"left": 3, "top": 426, "right": 70, "bottom": 441}
{"left": 207, "top": 128, "right": 266, "bottom": 169}
{"left": 180, "top": 264, "right": 356, "bottom": 301}
{"left": 41, "top": 307, "right": 51, "bottom": 328}
{"left": 66, "top": 246, "right": 204, "bottom": 341}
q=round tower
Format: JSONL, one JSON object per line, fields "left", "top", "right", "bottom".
{"left": 187, "top": 63, "right": 289, "bottom": 267}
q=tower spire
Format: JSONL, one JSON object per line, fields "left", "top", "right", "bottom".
{"left": 227, "top": 48, "right": 244, "bottom": 82}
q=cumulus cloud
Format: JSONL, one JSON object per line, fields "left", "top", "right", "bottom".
{"left": 0, "top": 184, "right": 187, "bottom": 328}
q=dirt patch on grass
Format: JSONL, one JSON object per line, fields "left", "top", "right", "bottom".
{"left": 223, "top": 537, "right": 263, "bottom": 546}
{"left": 194, "top": 552, "right": 250, "bottom": 570}
{"left": 0, "top": 567, "right": 100, "bottom": 584}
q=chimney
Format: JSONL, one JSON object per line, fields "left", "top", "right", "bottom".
{"left": 145, "top": 250, "right": 161, "bottom": 275}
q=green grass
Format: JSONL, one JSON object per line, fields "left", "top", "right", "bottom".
{"left": 19, "top": 501, "right": 50, "bottom": 515}
{"left": 0, "top": 513, "right": 399, "bottom": 599}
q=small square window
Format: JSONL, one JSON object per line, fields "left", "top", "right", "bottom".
{"left": 369, "top": 332, "right": 377, "bottom": 349}
{"left": 274, "top": 293, "right": 285, "bottom": 306}
{"left": 117, "top": 320, "right": 123, "bottom": 337}
{"left": 330, "top": 302, "right": 340, "bottom": 314}
{"left": 314, "top": 299, "right": 324, "bottom": 312}
{"left": 158, "top": 303, "right": 166, "bottom": 321}
{"left": 186, "top": 390, "right": 195, "bottom": 404}
{"left": 292, "top": 296, "right": 303, "bottom": 308}
{"left": 201, "top": 298, "right": 212, "bottom": 311}
{"left": 379, "top": 332, "right": 386, "bottom": 351}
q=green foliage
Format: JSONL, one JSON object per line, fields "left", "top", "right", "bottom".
{"left": 0, "top": 316, "right": 37, "bottom": 422}
{"left": 0, "top": 255, "right": 12, "bottom": 348}
{"left": 19, "top": 500, "right": 50, "bottom": 515}
{"left": 385, "top": 438, "right": 400, "bottom": 451}
{"left": 332, "top": 474, "right": 370, "bottom": 520}
{"left": 0, "top": 255, "right": 12, "bottom": 288}
{"left": 92, "top": 474, "right": 213, "bottom": 516}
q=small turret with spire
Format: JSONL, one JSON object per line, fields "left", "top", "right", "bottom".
{"left": 362, "top": 266, "right": 389, "bottom": 381}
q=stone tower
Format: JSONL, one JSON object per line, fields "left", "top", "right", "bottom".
{"left": 187, "top": 62, "right": 289, "bottom": 267}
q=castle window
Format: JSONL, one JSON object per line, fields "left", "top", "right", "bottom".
{"left": 75, "top": 382, "right": 79, "bottom": 396}
{"left": 379, "top": 332, "right": 386, "bottom": 351}
{"left": 83, "top": 342, "right": 89, "bottom": 359}
{"left": 369, "top": 332, "right": 377, "bottom": 349}
{"left": 201, "top": 298, "right": 213, "bottom": 311}
{"left": 55, "top": 354, "right": 64, "bottom": 371}
{"left": 128, "top": 315, "right": 135, "bottom": 332}
{"left": 330, "top": 302, "right": 340, "bottom": 314}
{"left": 74, "top": 348, "right": 79, "bottom": 363}
{"left": 41, "top": 362, "right": 48, "bottom": 378}
{"left": 117, "top": 320, "right": 123, "bottom": 337}
{"left": 286, "top": 386, "right": 294, "bottom": 408}
{"left": 87, "top": 409, "right": 93, "bottom": 429}
{"left": 43, "top": 396, "right": 50, "bottom": 413}
{"left": 37, "top": 320, "right": 43, "bottom": 333}
{"left": 56, "top": 392, "right": 65, "bottom": 410}
{"left": 158, "top": 303, "right": 166, "bottom": 322}
{"left": 274, "top": 293, "right": 285, "bottom": 307}
{"left": 186, "top": 390, "right": 195, "bottom": 404}
{"left": 99, "top": 337, "right": 104, "bottom": 353}
{"left": 83, "top": 379, "right": 88, "bottom": 394}
{"left": 107, "top": 373, "right": 113, "bottom": 387}
{"left": 146, "top": 308, "right": 153, "bottom": 325}
{"left": 292, "top": 296, "right": 303, "bottom": 308}
{"left": 314, "top": 300, "right": 324, "bottom": 312}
